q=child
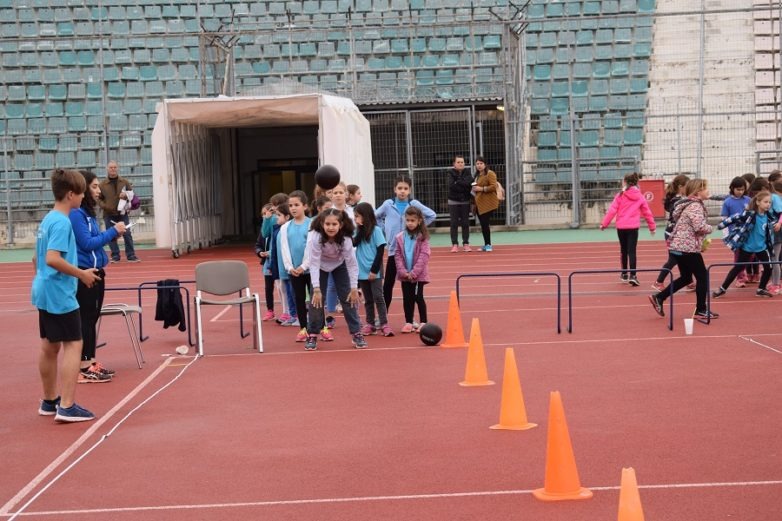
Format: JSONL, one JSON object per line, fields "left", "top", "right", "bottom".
{"left": 395, "top": 206, "right": 432, "bottom": 333}
{"left": 769, "top": 180, "right": 782, "bottom": 293}
{"left": 720, "top": 177, "right": 751, "bottom": 288}
{"left": 280, "top": 191, "right": 313, "bottom": 342}
{"left": 347, "top": 184, "right": 362, "bottom": 207}
{"left": 353, "top": 202, "right": 393, "bottom": 337}
{"left": 649, "top": 179, "right": 717, "bottom": 321}
{"left": 32, "top": 169, "right": 102, "bottom": 422}
{"left": 652, "top": 174, "right": 689, "bottom": 290}
{"left": 270, "top": 203, "right": 298, "bottom": 327}
{"left": 713, "top": 191, "right": 775, "bottom": 299}
{"left": 303, "top": 208, "right": 366, "bottom": 350}
{"left": 70, "top": 170, "right": 127, "bottom": 383}
{"left": 600, "top": 172, "right": 656, "bottom": 286}
{"left": 325, "top": 182, "right": 354, "bottom": 316}
{"left": 375, "top": 175, "right": 436, "bottom": 311}
{"left": 255, "top": 203, "right": 276, "bottom": 321}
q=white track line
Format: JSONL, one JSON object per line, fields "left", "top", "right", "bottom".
{"left": 0, "top": 357, "right": 175, "bottom": 517}
{"left": 739, "top": 336, "right": 782, "bottom": 355}
{"left": 8, "top": 479, "right": 782, "bottom": 517}
{"left": 209, "top": 305, "right": 233, "bottom": 322}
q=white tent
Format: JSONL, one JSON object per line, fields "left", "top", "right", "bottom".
{"left": 151, "top": 93, "right": 374, "bottom": 255}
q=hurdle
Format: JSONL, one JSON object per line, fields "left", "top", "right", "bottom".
{"left": 704, "top": 260, "right": 782, "bottom": 325}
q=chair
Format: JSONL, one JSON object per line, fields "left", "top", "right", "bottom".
{"left": 194, "top": 261, "right": 263, "bottom": 356}
{"left": 98, "top": 304, "right": 145, "bottom": 368}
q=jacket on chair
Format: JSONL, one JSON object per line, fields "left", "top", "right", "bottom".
{"left": 154, "top": 279, "right": 187, "bottom": 331}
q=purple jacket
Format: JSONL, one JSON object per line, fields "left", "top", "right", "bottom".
{"left": 394, "top": 232, "right": 431, "bottom": 283}
{"left": 601, "top": 186, "right": 656, "bottom": 231}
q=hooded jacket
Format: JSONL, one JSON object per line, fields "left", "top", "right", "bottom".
{"left": 69, "top": 207, "right": 119, "bottom": 269}
{"left": 668, "top": 197, "right": 712, "bottom": 253}
{"left": 600, "top": 185, "right": 656, "bottom": 232}
{"left": 375, "top": 198, "right": 436, "bottom": 256}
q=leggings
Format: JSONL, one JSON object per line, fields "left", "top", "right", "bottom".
{"left": 383, "top": 255, "right": 397, "bottom": 312}
{"left": 656, "top": 252, "right": 708, "bottom": 312}
{"left": 720, "top": 249, "right": 772, "bottom": 291}
{"left": 401, "top": 281, "right": 427, "bottom": 324}
{"left": 359, "top": 278, "right": 388, "bottom": 326}
{"left": 76, "top": 268, "right": 105, "bottom": 361}
{"left": 617, "top": 228, "right": 639, "bottom": 277}
{"left": 449, "top": 203, "right": 471, "bottom": 245}
{"left": 263, "top": 274, "right": 274, "bottom": 311}
{"left": 772, "top": 243, "right": 782, "bottom": 286}
{"left": 477, "top": 209, "right": 493, "bottom": 246}
{"left": 656, "top": 252, "right": 678, "bottom": 284}
{"left": 290, "top": 273, "right": 312, "bottom": 328}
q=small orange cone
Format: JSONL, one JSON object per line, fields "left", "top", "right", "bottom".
{"left": 440, "top": 290, "right": 468, "bottom": 348}
{"left": 532, "top": 391, "right": 593, "bottom": 501}
{"left": 618, "top": 467, "right": 645, "bottom": 521}
{"left": 490, "top": 348, "right": 537, "bottom": 430}
{"left": 459, "top": 318, "right": 495, "bottom": 387}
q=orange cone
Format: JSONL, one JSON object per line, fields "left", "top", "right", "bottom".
{"left": 532, "top": 391, "right": 593, "bottom": 501}
{"left": 440, "top": 290, "right": 468, "bottom": 348}
{"left": 490, "top": 348, "right": 537, "bottom": 430}
{"left": 618, "top": 467, "right": 645, "bottom": 521}
{"left": 459, "top": 318, "right": 495, "bottom": 387}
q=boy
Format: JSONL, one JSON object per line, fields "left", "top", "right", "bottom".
{"left": 33, "top": 169, "right": 102, "bottom": 423}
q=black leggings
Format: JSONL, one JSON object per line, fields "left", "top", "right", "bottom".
{"left": 76, "top": 268, "right": 105, "bottom": 361}
{"left": 383, "top": 255, "right": 397, "bottom": 312}
{"left": 656, "top": 252, "right": 678, "bottom": 284}
{"left": 720, "top": 249, "right": 771, "bottom": 290}
{"left": 477, "top": 209, "right": 493, "bottom": 246}
{"left": 401, "top": 281, "right": 427, "bottom": 324}
{"left": 617, "top": 229, "right": 639, "bottom": 277}
{"left": 449, "top": 203, "right": 471, "bottom": 245}
{"left": 290, "top": 273, "right": 312, "bottom": 328}
{"left": 656, "top": 252, "right": 708, "bottom": 312}
{"left": 264, "top": 274, "right": 274, "bottom": 311}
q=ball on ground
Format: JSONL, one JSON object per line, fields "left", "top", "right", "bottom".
{"left": 314, "top": 164, "right": 341, "bottom": 190}
{"left": 419, "top": 323, "right": 443, "bottom": 346}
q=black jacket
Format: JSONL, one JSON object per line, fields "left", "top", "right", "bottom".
{"left": 447, "top": 168, "right": 473, "bottom": 203}
{"left": 154, "top": 279, "right": 187, "bottom": 331}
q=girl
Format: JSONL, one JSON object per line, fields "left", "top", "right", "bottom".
{"left": 447, "top": 155, "right": 473, "bottom": 252}
{"left": 471, "top": 156, "right": 499, "bottom": 252}
{"left": 281, "top": 191, "right": 313, "bottom": 342}
{"left": 255, "top": 203, "right": 276, "bottom": 321}
{"left": 394, "top": 206, "right": 431, "bottom": 333}
{"left": 353, "top": 202, "right": 393, "bottom": 337}
{"left": 652, "top": 173, "right": 689, "bottom": 291}
{"left": 325, "top": 182, "right": 353, "bottom": 319}
{"left": 713, "top": 191, "right": 775, "bottom": 299}
{"left": 270, "top": 203, "right": 298, "bottom": 327}
{"left": 304, "top": 208, "right": 366, "bottom": 350}
{"left": 69, "top": 170, "right": 126, "bottom": 383}
{"left": 347, "top": 184, "right": 362, "bottom": 207}
{"left": 600, "top": 172, "right": 656, "bottom": 286}
{"left": 721, "top": 176, "right": 752, "bottom": 288}
{"left": 375, "top": 175, "right": 436, "bottom": 311}
{"left": 649, "top": 179, "right": 717, "bottom": 321}
{"left": 768, "top": 180, "right": 782, "bottom": 294}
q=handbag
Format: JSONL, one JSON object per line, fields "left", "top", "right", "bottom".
{"left": 496, "top": 182, "right": 506, "bottom": 201}
{"left": 130, "top": 193, "right": 141, "bottom": 210}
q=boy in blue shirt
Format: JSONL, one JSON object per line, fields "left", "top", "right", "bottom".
{"left": 32, "top": 169, "right": 102, "bottom": 423}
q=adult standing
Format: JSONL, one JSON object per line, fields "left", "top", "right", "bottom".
{"left": 99, "top": 161, "right": 140, "bottom": 262}
{"left": 447, "top": 155, "right": 473, "bottom": 252}
{"left": 471, "top": 156, "right": 499, "bottom": 252}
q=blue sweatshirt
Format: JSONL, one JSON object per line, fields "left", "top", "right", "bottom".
{"left": 375, "top": 198, "right": 436, "bottom": 256}
{"left": 68, "top": 207, "right": 118, "bottom": 269}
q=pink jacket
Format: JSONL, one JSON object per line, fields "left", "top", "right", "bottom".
{"left": 601, "top": 186, "right": 656, "bottom": 231}
{"left": 394, "top": 232, "right": 431, "bottom": 283}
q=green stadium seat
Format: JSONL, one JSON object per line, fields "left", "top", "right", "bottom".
{"left": 48, "top": 84, "right": 67, "bottom": 101}
{"left": 626, "top": 113, "right": 646, "bottom": 127}
{"left": 551, "top": 97, "right": 569, "bottom": 115}
{"left": 611, "top": 61, "right": 629, "bottom": 76}
{"left": 185, "top": 79, "right": 201, "bottom": 96}
{"left": 572, "top": 96, "right": 589, "bottom": 112}
{"left": 84, "top": 101, "right": 101, "bottom": 116}
{"left": 588, "top": 95, "right": 608, "bottom": 111}
{"left": 624, "top": 129, "right": 643, "bottom": 145}
{"left": 610, "top": 78, "right": 629, "bottom": 94}
{"left": 604, "top": 114, "right": 623, "bottom": 129}
{"left": 552, "top": 63, "right": 570, "bottom": 80}
{"left": 531, "top": 98, "right": 549, "bottom": 114}
{"left": 595, "top": 29, "right": 613, "bottom": 44}
{"left": 591, "top": 79, "right": 608, "bottom": 95}
{"left": 551, "top": 81, "right": 569, "bottom": 97}
{"left": 579, "top": 147, "right": 599, "bottom": 160}
{"left": 124, "top": 99, "right": 142, "bottom": 114}
{"left": 558, "top": 147, "right": 572, "bottom": 160}
{"left": 634, "top": 26, "right": 652, "bottom": 43}
{"left": 572, "top": 80, "right": 588, "bottom": 97}
{"left": 629, "top": 78, "right": 647, "bottom": 93}
{"left": 620, "top": 0, "right": 638, "bottom": 12}
{"left": 633, "top": 43, "right": 651, "bottom": 58}
{"left": 538, "top": 148, "right": 558, "bottom": 161}
{"left": 608, "top": 94, "right": 628, "bottom": 110}
{"left": 538, "top": 131, "right": 557, "bottom": 147}
{"left": 534, "top": 64, "right": 551, "bottom": 81}
{"left": 158, "top": 65, "right": 177, "bottom": 81}
{"left": 638, "top": 0, "right": 654, "bottom": 13}
{"left": 604, "top": 128, "right": 623, "bottom": 145}
{"left": 539, "top": 32, "right": 557, "bottom": 48}
{"left": 68, "top": 116, "right": 87, "bottom": 132}
{"left": 628, "top": 94, "right": 646, "bottom": 110}
{"left": 573, "top": 63, "right": 592, "bottom": 78}
{"left": 583, "top": 2, "right": 601, "bottom": 15}
{"left": 631, "top": 59, "right": 649, "bottom": 76}
{"left": 539, "top": 117, "right": 559, "bottom": 132}
{"left": 595, "top": 46, "right": 612, "bottom": 60}
{"left": 531, "top": 81, "right": 551, "bottom": 101}
{"left": 64, "top": 101, "right": 82, "bottom": 116}
{"left": 614, "top": 44, "right": 632, "bottom": 59}
{"left": 527, "top": 3, "right": 545, "bottom": 18}
{"left": 621, "top": 146, "right": 641, "bottom": 158}
{"left": 575, "top": 46, "right": 593, "bottom": 63}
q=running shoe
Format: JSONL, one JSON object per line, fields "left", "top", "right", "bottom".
{"left": 352, "top": 333, "right": 368, "bottom": 349}
{"left": 463, "top": 245, "right": 472, "bottom": 252}
{"left": 648, "top": 294, "right": 664, "bottom": 317}
{"left": 401, "top": 323, "right": 415, "bottom": 333}
{"left": 620, "top": 274, "right": 629, "bottom": 283}
{"left": 304, "top": 335, "right": 318, "bottom": 350}
{"left": 379, "top": 324, "right": 395, "bottom": 337}
{"left": 262, "top": 310, "right": 276, "bottom": 321}
{"left": 55, "top": 403, "right": 95, "bottom": 423}
{"left": 325, "top": 315, "right": 336, "bottom": 329}
{"left": 650, "top": 281, "right": 665, "bottom": 291}
{"left": 627, "top": 277, "right": 640, "bottom": 287}
{"left": 712, "top": 287, "right": 727, "bottom": 299}
{"left": 320, "top": 327, "right": 334, "bottom": 341}
{"left": 78, "top": 366, "right": 112, "bottom": 384}
{"left": 38, "top": 396, "right": 61, "bottom": 416}
{"left": 361, "top": 324, "right": 376, "bottom": 335}
{"left": 684, "top": 282, "right": 696, "bottom": 292}
{"left": 281, "top": 316, "right": 299, "bottom": 327}
{"left": 276, "top": 313, "right": 291, "bottom": 325}
{"left": 482, "top": 245, "right": 493, "bottom": 252}
{"left": 450, "top": 245, "right": 459, "bottom": 253}
{"left": 756, "top": 288, "right": 774, "bottom": 298}
{"left": 92, "top": 361, "right": 115, "bottom": 377}
{"left": 295, "top": 328, "right": 308, "bottom": 342}
{"left": 415, "top": 322, "right": 426, "bottom": 333}
{"left": 127, "top": 257, "right": 141, "bottom": 263}
{"left": 693, "top": 309, "right": 719, "bottom": 320}
{"left": 734, "top": 280, "right": 746, "bottom": 288}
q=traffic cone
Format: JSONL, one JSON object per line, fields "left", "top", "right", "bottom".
{"left": 532, "top": 391, "right": 593, "bottom": 501}
{"left": 490, "top": 348, "right": 537, "bottom": 430}
{"left": 459, "top": 318, "right": 495, "bottom": 387}
{"left": 440, "top": 290, "right": 468, "bottom": 348}
{"left": 618, "top": 467, "right": 645, "bottom": 521}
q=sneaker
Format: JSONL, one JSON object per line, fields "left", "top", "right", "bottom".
{"left": 648, "top": 294, "right": 664, "bottom": 317}
{"left": 693, "top": 309, "right": 719, "bottom": 320}
{"left": 620, "top": 274, "right": 629, "bottom": 283}
{"left": 756, "top": 288, "right": 774, "bottom": 298}
{"left": 110, "top": 257, "right": 120, "bottom": 263}
{"left": 55, "top": 403, "right": 95, "bottom": 423}
{"left": 352, "top": 333, "right": 368, "bottom": 349}
{"left": 628, "top": 277, "right": 640, "bottom": 287}
{"left": 262, "top": 310, "right": 276, "bottom": 321}
{"left": 361, "top": 324, "right": 376, "bottom": 335}
{"left": 304, "top": 335, "right": 318, "bottom": 350}
{"left": 463, "top": 245, "right": 472, "bottom": 252}
{"left": 770, "top": 284, "right": 782, "bottom": 295}
{"left": 482, "top": 245, "right": 493, "bottom": 252}
{"left": 734, "top": 280, "right": 746, "bottom": 288}
{"left": 335, "top": 304, "right": 343, "bottom": 314}
{"left": 650, "top": 281, "right": 665, "bottom": 291}
{"left": 281, "top": 316, "right": 299, "bottom": 327}
{"left": 712, "top": 287, "right": 727, "bottom": 299}
{"left": 450, "top": 245, "right": 459, "bottom": 253}
{"left": 127, "top": 257, "right": 141, "bottom": 263}
{"left": 320, "top": 327, "right": 334, "bottom": 341}
{"left": 276, "top": 313, "right": 291, "bottom": 325}
{"left": 684, "top": 282, "right": 696, "bottom": 292}
{"left": 91, "top": 361, "right": 115, "bottom": 377}
{"left": 415, "top": 322, "right": 426, "bottom": 333}
{"left": 295, "top": 328, "right": 308, "bottom": 342}
{"left": 401, "top": 322, "right": 414, "bottom": 333}
{"left": 38, "top": 396, "right": 61, "bottom": 416}
{"left": 78, "top": 366, "right": 112, "bottom": 383}
{"left": 379, "top": 324, "right": 395, "bottom": 337}
{"left": 325, "top": 316, "right": 336, "bottom": 329}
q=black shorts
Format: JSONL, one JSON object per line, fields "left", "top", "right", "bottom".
{"left": 38, "top": 309, "right": 82, "bottom": 343}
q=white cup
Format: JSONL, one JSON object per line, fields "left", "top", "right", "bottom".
{"left": 175, "top": 345, "right": 189, "bottom": 355}
{"left": 683, "top": 318, "right": 694, "bottom": 335}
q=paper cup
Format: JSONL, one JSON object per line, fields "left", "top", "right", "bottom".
{"left": 175, "top": 345, "right": 189, "bottom": 355}
{"left": 683, "top": 318, "right": 694, "bottom": 335}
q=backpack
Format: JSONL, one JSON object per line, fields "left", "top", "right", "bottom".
{"left": 496, "top": 181, "right": 506, "bottom": 201}
{"left": 664, "top": 199, "right": 696, "bottom": 241}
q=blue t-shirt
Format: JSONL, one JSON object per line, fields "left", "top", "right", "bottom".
{"left": 721, "top": 195, "right": 749, "bottom": 218}
{"left": 355, "top": 227, "right": 386, "bottom": 280}
{"left": 31, "top": 210, "right": 79, "bottom": 314}
{"left": 287, "top": 219, "right": 311, "bottom": 269}
{"left": 744, "top": 213, "right": 769, "bottom": 253}
{"left": 404, "top": 232, "right": 417, "bottom": 272}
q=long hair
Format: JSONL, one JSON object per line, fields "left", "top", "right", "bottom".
{"left": 728, "top": 176, "right": 746, "bottom": 196}
{"left": 474, "top": 155, "right": 490, "bottom": 176}
{"left": 353, "top": 202, "right": 377, "bottom": 245}
{"left": 749, "top": 178, "right": 770, "bottom": 198}
{"left": 311, "top": 207, "right": 355, "bottom": 244}
{"left": 78, "top": 170, "right": 98, "bottom": 217}
{"left": 685, "top": 178, "right": 707, "bottom": 197}
{"left": 404, "top": 206, "right": 429, "bottom": 241}
{"left": 666, "top": 174, "right": 689, "bottom": 197}
{"left": 748, "top": 191, "right": 771, "bottom": 213}
{"left": 623, "top": 172, "right": 640, "bottom": 188}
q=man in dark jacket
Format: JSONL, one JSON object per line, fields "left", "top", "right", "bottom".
{"left": 447, "top": 155, "right": 473, "bottom": 252}
{"left": 99, "top": 161, "right": 140, "bottom": 262}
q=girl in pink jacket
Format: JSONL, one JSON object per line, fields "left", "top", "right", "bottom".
{"left": 600, "top": 173, "right": 657, "bottom": 286}
{"left": 394, "top": 206, "right": 431, "bottom": 333}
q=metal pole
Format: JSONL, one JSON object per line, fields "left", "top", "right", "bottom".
{"left": 569, "top": 111, "right": 580, "bottom": 228}
{"left": 778, "top": 0, "right": 782, "bottom": 164}
{"left": 696, "top": 0, "right": 706, "bottom": 177}
{"left": 676, "top": 105, "right": 682, "bottom": 173}
{"left": 97, "top": 0, "right": 109, "bottom": 167}
{"left": 3, "top": 138, "right": 13, "bottom": 246}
